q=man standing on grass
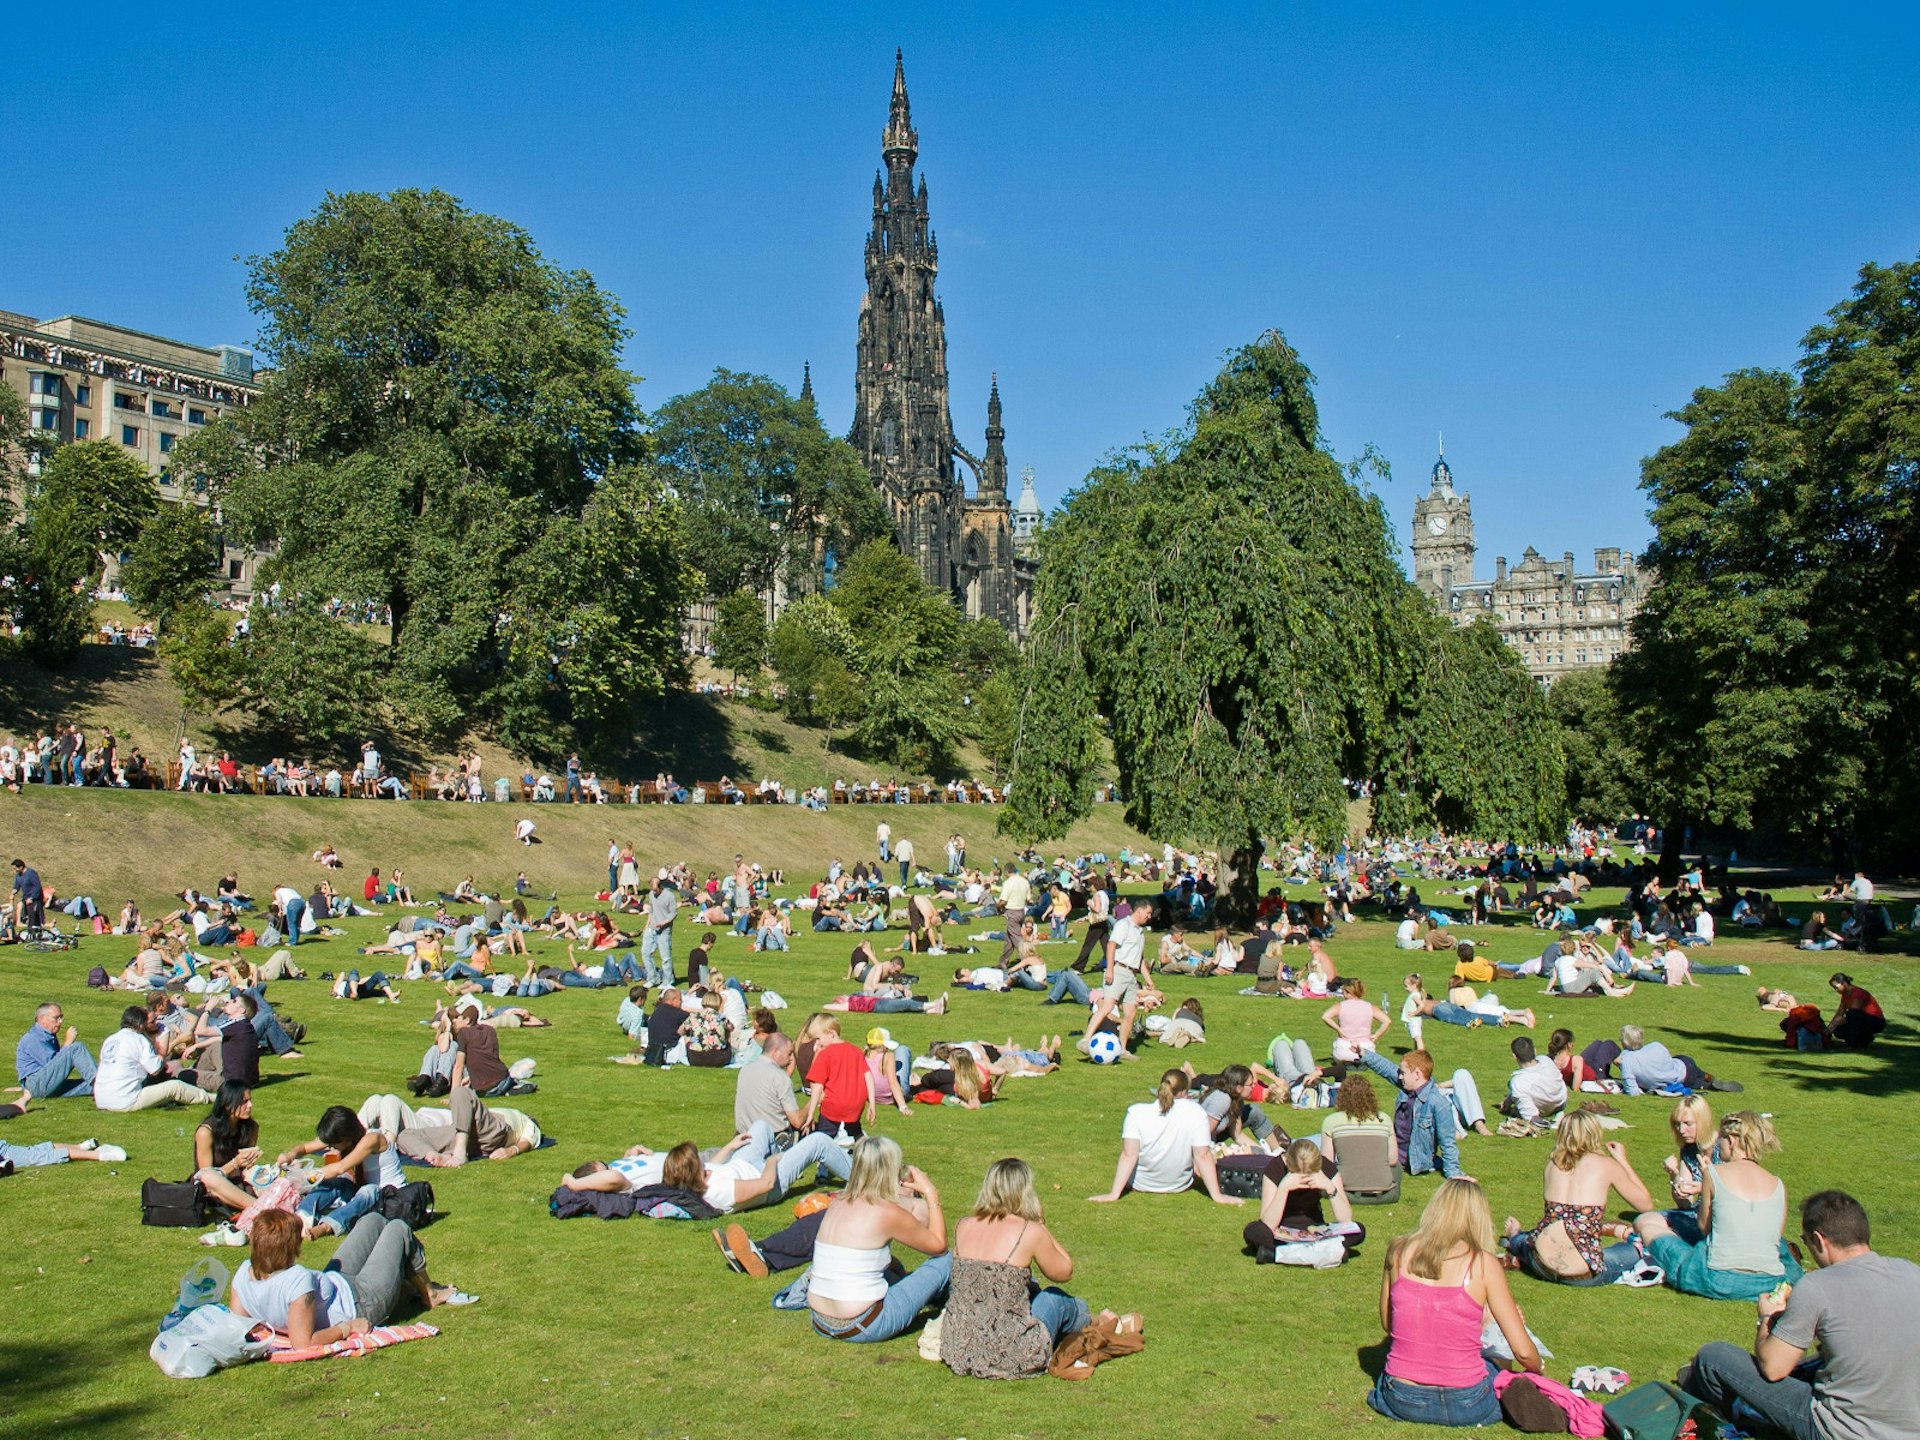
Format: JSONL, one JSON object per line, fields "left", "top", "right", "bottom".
{"left": 642, "top": 870, "right": 680, "bottom": 986}
{"left": 1077, "top": 900, "right": 1150, "bottom": 1062}
{"left": 877, "top": 819, "right": 891, "bottom": 864}
{"left": 1681, "top": 1190, "right": 1920, "bottom": 1440}
{"left": 11, "top": 859, "right": 45, "bottom": 931}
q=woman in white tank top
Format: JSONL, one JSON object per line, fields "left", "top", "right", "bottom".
{"left": 1633, "top": 1110, "right": 1803, "bottom": 1301}
{"left": 808, "top": 1135, "right": 951, "bottom": 1344}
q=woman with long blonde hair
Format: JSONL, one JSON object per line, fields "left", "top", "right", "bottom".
{"left": 941, "top": 1158, "right": 1132, "bottom": 1378}
{"left": 1500, "top": 1110, "right": 1653, "bottom": 1285}
{"left": 807, "top": 1135, "right": 951, "bottom": 1343}
{"left": 1633, "top": 1111, "right": 1803, "bottom": 1299}
{"left": 1370, "top": 1179, "right": 1540, "bottom": 1426}
{"left": 1657, "top": 1095, "right": 1713, "bottom": 1242}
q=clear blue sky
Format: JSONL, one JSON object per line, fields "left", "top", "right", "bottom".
{"left": 6, "top": 2, "right": 1918, "bottom": 572}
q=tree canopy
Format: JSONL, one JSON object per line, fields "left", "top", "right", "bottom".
{"left": 193, "top": 188, "right": 689, "bottom": 755}
{"left": 1615, "top": 254, "right": 1920, "bottom": 866}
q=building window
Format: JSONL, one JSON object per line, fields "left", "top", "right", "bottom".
{"left": 152, "top": 400, "right": 174, "bottom": 418}
{"left": 159, "top": 432, "right": 175, "bottom": 453}
{"left": 228, "top": 559, "right": 244, "bottom": 580}
{"left": 114, "top": 392, "right": 144, "bottom": 412}
{"left": 121, "top": 424, "right": 140, "bottom": 446}
{"left": 29, "top": 372, "right": 61, "bottom": 396}
{"left": 74, "top": 419, "right": 89, "bottom": 439}
{"left": 192, "top": 474, "right": 208, "bottom": 493}
{"left": 75, "top": 384, "right": 91, "bottom": 406}
{"left": 187, "top": 407, "right": 207, "bottom": 425}
{"left": 31, "top": 409, "right": 58, "bottom": 431}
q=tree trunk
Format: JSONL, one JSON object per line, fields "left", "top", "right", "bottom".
{"left": 1656, "top": 818, "right": 1689, "bottom": 885}
{"left": 1216, "top": 838, "right": 1264, "bottom": 927}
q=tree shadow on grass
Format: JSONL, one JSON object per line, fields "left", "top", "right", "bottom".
{"left": 616, "top": 692, "right": 742, "bottom": 782}
{"left": 1662, "top": 1025, "right": 1920, "bottom": 1098}
{"left": 0, "top": 1332, "right": 146, "bottom": 1435}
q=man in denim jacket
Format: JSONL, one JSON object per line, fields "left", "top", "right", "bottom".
{"left": 1361, "top": 1048, "right": 1488, "bottom": 1181}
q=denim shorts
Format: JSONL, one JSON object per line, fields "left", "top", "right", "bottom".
{"left": 1367, "top": 1366, "right": 1502, "bottom": 1427}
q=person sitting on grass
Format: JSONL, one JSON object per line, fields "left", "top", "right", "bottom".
{"left": 278, "top": 1103, "right": 407, "bottom": 1236}
{"left": 1632, "top": 1110, "right": 1803, "bottom": 1301}
{"left": 1323, "top": 978, "right": 1390, "bottom": 1063}
{"left": 1368, "top": 1179, "right": 1541, "bottom": 1427}
{"left": 1678, "top": 1190, "right": 1920, "bottom": 1440}
{"left": 1500, "top": 1111, "right": 1651, "bottom": 1285}
{"left": 1088, "top": 1068, "right": 1243, "bottom": 1206}
{"left": 95, "top": 1007, "right": 214, "bottom": 1112}
{"left": 192, "top": 1080, "right": 263, "bottom": 1211}
{"left": 1359, "top": 1048, "right": 1489, "bottom": 1181}
{"left": 942, "top": 1157, "right": 1133, "bottom": 1378}
{"left": 14, "top": 1002, "right": 96, "bottom": 1100}
{"left": 229, "top": 1209, "right": 474, "bottom": 1348}
{"left": 1186, "top": 1062, "right": 1284, "bottom": 1151}
{"left": 1243, "top": 1137, "right": 1362, "bottom": 1264}
{"left": 1823, "top": 973, "right": 1886, "bottom": 1049}
{"left": 1501, "top": 1036, "right": 1567, "bottom": 1128}
{"left": 1317, "top": 1072, "right": 1397, "bottom": 1166}
{"left": 807, "top": 1135, "right": 952, "bottom": 1344}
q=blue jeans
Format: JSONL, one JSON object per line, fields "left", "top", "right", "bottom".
{"left": 284, "top": 896, "right": 306, "bottom": 946}
{"left": 1044, "top": 970, "right": 1091, "bottom": 1005}
{"left": 1505, "top": 1232, "right": 1642, "bottom": 1286}
{"left": 442, "top": 961, "right": 488, "bottom": 983}
{"left": 242, "top": 988, "right": 297, "bottom": 1055}
{"left": 1688, "top": 1341, "right": 1818, "bottom": 1440}
{"left": 642, "top": 927, "right": 674, "bottom": 981}
{"left": 1427, "top": 1001, "right": 1482, "bottom": 1027}
{"left": 517, "top": 978, "right": 558, "bottom": 997}
{"left": 734, "top": 1121, "right": 852, "bottom": 1208}
{"left": 812, "top": 1253, "right": 952, "bottom": 1343}
{"left": 602, "top": 953, "right": 641, "bottom": 983}
{"left": 1009, "top": 970, "right": 1047, "bottom": 992}
{"left": 1367, "top": 1363, "right": 1503, "bottom": 1427}
{"left": 754, "top": 927, "right": 789, "bottom": 952}
{"left": 1031, "top": 1287, "right": 1090, "bottom": 1342}
{"left": 20, "top": 1042, "right": 97, "bottom": 1099}
{"left": 300, "top": 1177, "right": 380, "bottom": 1233}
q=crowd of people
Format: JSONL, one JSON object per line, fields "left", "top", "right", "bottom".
{"left": 2, "top": 821, "right": 1913, "bottom": 1436}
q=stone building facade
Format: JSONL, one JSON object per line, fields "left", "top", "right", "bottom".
{"left": 1409, "top": 453, "right": 1642, "bottom": 682}
{"left": 1, "top": 308, "right": 261, "bottom": 590}
{"left": 847, "top": 53, "right": 1036, "bottom": 634}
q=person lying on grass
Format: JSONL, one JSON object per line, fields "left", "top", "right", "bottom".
{"left": 561, "top": 1119, "right": 849, "bottom": 1215}
{"left": 387, "top": 1086, "right": 540, "bottom": 1168}
{"left": 229, "top": 1209, "right": 474, "bottom": 1348}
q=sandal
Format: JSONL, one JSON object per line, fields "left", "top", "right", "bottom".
{"left": 1114, "top": 1312, "right": 1144, "bottom": 1337}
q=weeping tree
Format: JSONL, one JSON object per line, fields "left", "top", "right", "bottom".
{"left": 999, "top": 332, "right": 1419, "bottom": 919}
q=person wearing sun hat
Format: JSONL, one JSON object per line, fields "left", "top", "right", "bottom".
{"left": 865, "top": 1026, "right": 912, "bottom": 1108}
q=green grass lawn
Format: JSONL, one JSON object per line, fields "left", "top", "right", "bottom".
{"left": 0, "top": 844, "right": 1914, "bottom": 1439}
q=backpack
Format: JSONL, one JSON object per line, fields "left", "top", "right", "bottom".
{"left": 1602, "top": 1381, "right": 1717, "bottom": 1440}
{"left": 87, "top": 965, "right": 112, "bottom": 989}
{"left": 141, "top": 1178, "right": 209, "bottom": 1228}
{"left": 378, "top": 1180, "right": 436, "bottom": 1228}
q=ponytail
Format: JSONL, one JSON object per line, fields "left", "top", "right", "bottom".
{"left": 1156, "top": 1068, "right": 1189, "bottom": 1114}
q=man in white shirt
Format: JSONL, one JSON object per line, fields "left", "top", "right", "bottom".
{"left": 998, "top": 869, "right": 1032, "bottom": 923}
{"left": 1503, "top": 1036, "right": 1568, "bottom": 1124}
{"left": 1089, "top": 1084, "right": 1241, "bottom": 1204}
{"left": 1076, "top": 903, "right": 1151, "bottom": 1062}
{"left": 642, "top": 872, "right": 679, "bottom": 986}
{"left": 876, "top": 821, "right": 890, "bottom": 863}
{"left": 272, "top": 884, "right": 308, "bottom": 947}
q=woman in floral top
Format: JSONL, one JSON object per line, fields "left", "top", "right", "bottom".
{"left": 681, "top": 992, "right": 732, "bottom": 1068}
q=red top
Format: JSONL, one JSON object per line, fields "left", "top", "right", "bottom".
{"left": 364, "top": 874, "right": 380, "bottom": 901}
{"left": 806, "top": 1040, "right": 869, "bottom": 1123}
{"left": 1840, "top": 985, "right": 1883, "bottom": 1020}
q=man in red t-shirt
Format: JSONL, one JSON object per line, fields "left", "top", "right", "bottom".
{"left": 364, "top": 868, "right": 381, "bottom": 904}
{"left": 802, "top": 1019, "right": 875, "bottom": 1142}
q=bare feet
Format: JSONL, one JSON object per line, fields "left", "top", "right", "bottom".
{"left": 1504, "top": 1215, "right": 1522, "bottom": 1239}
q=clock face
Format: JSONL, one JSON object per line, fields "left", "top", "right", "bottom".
{"left": 1426, "top": 512, "right": 1449, "bottom": 536}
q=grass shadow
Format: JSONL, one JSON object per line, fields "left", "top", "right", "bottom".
{"left": 0, "top": 1333, "right": 148, "bottom": 1435}
{"left": 1355, "top": 1339, "right": 1390, "bottom": 1381}
{"left": 1664, "top": 1025, "right": 1920, "bottom": 1097}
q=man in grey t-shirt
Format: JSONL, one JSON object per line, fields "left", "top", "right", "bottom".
{"left": 1685, "top": 1190, "right": 1920, "bottom": 1440}
{"left": 641, "top": 871, "right": 679, "bottom": 986}
{"left": 733, "top": 1035, "right": 805, "bottom": 1140}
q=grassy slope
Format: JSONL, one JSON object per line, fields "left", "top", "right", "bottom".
{"left": 0, "top": 802, "right": 1915, "bottom": 1440}
{"left": 0, "top": 644, "right": 1007, "bottom": 794}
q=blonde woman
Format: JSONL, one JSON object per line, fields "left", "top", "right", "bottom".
{"left": 808, "top": 1135, "right": 951, "bottom": 1343}
{"left": 1500, "top": 1111, "right": 1652, "bottom": 1285}
{"left": 1244, "top": 1138, "right": 1362, "bottom": 1264}
{"left": 942, "top": 1158, "right": 1131, "bottom": 1379}
{"left": 1370, "top": 1179, "right": 1540, "bottom": 1426}
{"left": 1657, "top": 1095, "right": 1714, "bottom": 1243}
{"left": 1633, "top": 1111, "right": 1804, "bottom": 1300}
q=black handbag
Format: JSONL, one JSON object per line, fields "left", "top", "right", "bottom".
{"left": 141, "top": 1177, "right": 208, "bottom": 1228}
{"left": 1216, "top": 1155, "right": 1271, "bottom": 1200}
{"left": 377, "top": 1179, "right": 436, "bottom": 1228}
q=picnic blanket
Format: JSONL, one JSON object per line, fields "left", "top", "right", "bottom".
{"left": 268, "top": 1322, "right": 439, "bottom": 1363}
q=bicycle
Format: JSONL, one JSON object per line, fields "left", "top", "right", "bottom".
{"left": 21, "top": 924, "right": 78, "bottom": 953}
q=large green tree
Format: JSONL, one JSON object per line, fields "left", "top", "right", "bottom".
{"left": 212, "top": 188, "right": 685, "bottom": 754}
{"left": 711, "top": 589, "right": 768, "bottom": 686}
{"left": 1617, "top": 254, "right": 1920, "bottom": 868}
{"left": 122, "top": 501, "right": 220, "bottom": 629}
{"left": 30, "top": 439, "right": 155, "bottom": 560}
{"left": 999, "top": 333, "right": 1423, "bottom": 917}
{"left": 650, "top": 370, "right": 889, "bottom": 599}
{"left": 1375, "top": 617, "right": 1566, "bottom": 843}
{"left": 1547, "top": 665, "right": 1637, "bottom": 823}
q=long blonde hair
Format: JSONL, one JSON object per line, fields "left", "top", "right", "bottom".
{"left": 970, "top": 1157, "right": 1042, "bottom": 1221}
{"left": 1550, "top": 1110, "right": 1609, "bottom": 1172}
{"left": 951, "top": 1051, "right": 990, "bottom": 1106}
{"left": 1668, "top": 1095, "right": 1713, "bottom": 1149}
{"left": 844, "top": 1134, "right": 906, "bottom": 1206}
{"left": 1402, "top": 1179, "right": 1495, "bottom": 1280}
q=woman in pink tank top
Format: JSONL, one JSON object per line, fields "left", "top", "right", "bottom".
{"left": 1369, "top": 1179, "right": 1542, "bottom": 1427}
{"left": 1322, "top": 979, "right": 1390, "bottom": 1061}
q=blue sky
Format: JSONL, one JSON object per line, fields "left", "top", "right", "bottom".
{"left": 6, "top": 2, "right": 1917, "bottom": 572}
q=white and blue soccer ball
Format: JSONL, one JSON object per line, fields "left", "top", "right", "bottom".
{"left": 1086, "top": 1031, "right": 1123, "bottom": 1064}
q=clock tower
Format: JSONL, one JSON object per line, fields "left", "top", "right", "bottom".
{"left": 1410, "top": 452, "right": 1475, "bottom": 599}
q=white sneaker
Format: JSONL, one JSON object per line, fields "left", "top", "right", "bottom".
{"left": 199, "top": 1223, "right": 245, "bottom": 1247}
{"left": 94, "top": 1144, "right": 127, "bottom": 1163}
